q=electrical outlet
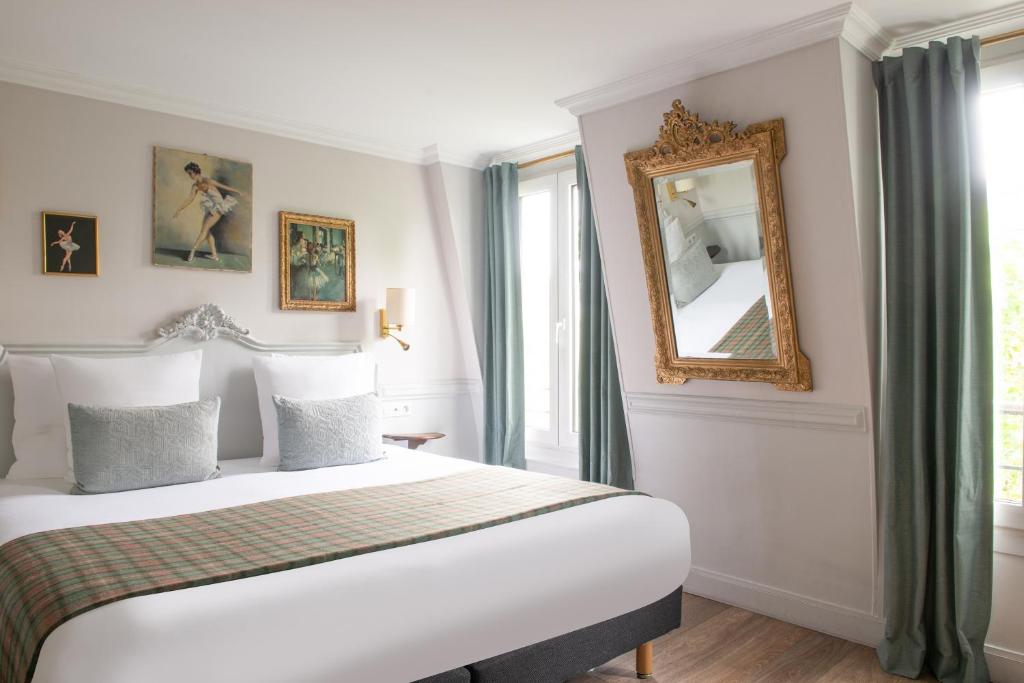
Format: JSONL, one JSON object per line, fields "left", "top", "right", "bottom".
{"left": 382, "top": 402, "right": 412, "bottom": 418}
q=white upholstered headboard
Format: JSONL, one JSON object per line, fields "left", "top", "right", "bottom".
{"left": 0, "top": 304, "right": 362, "bottom": 476}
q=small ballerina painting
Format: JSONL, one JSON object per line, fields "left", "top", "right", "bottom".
{"left": 42, "top": 212, "right": 99, "bottom": 276}
{"left": 152, "top": 146, "right": 253, "bottom": 272}
{"left": 279, "top": 211, "right": 356, "bottom": 311}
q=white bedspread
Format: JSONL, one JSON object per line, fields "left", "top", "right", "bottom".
{"left": 672, "top": 258, "right": 770, "bottom": 357}
{"left": 0, "top": 448, "right": 691, "bottom": 683}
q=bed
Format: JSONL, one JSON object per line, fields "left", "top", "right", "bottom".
{"left": 0, "top": 305, "right": 691, "bottom": 683}
{"left": 671, "top": 258, "right": 773, "bottom": 358}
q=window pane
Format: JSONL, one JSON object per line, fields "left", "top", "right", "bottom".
{"left": 998, "top": 412, "right": 1023, "bottom": 504}
{"left": 998, "top": 467, "right": 1023, "bottom": 505}
{"left": 1002, "top": 412, "right": 1024, "bottom": 469}
{"left": 520, "top": 190, "right": 553, "bottom": 431}
{"left": 982, "top": 85, "right": 1024, "bottom": 505}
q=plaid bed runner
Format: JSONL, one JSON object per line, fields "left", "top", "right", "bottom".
{"left": 0, "top": 467, "right": 636, "bottom": 683}
{"left": 709, "top": 296, "right": 776, "bottom": 359}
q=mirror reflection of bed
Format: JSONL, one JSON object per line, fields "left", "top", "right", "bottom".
{"left": 653, "top": 159, "right": 778, "bottom": 360}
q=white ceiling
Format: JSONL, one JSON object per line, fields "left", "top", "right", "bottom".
{"left": 0, "top": 0, "right": 1015, "bottom": 166}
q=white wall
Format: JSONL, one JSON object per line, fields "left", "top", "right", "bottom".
{"left": 580, "top": 36, "right": 1024, "bottom": 681}
{"left": 579, "top": 39, "right": 883, "bottom": 641}
{"left": 441, "top": 162, "right": 486, "bottom": 363}
{"left": 0, "top": 81, "right": 481, "bottom": 470}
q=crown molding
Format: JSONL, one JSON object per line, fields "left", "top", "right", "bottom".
{"left": 422, "top": 143, "right": 489, "bottom": 170}
{"left": 889, "top": 2, "right": 1024, "bottom": 53}
{"left": 841, "top": 4, "right": 893, "bottom": 60}
{"left": 0, "top": 56, "right": 474, "bottom": 167}
{"left": 556, "top": 4, "right": 858, "bottom": 116}
{"left": 422, "top": 144, "right": 443, "bottom": 166}
{"left": 489, "top": 130, "right": 581, "bottom": 166}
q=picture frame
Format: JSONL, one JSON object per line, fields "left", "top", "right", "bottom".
{"left": 42, "top": 212, "right": 99, "bottom": 276}
{"left": 152, "top": 146, "right": 253, "bottom": 273}
{"left": 279, "top": 211, "right": 356, "bottom": 311}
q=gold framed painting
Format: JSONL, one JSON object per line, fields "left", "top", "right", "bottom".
{"left": 279, "top": 211, "right": 356, "bottom": 311}
{"left": 152, "top": 146, "right": 253, "bottom": 272}
{"left": 42, "top": 212, "right": 99, "bottom": 276}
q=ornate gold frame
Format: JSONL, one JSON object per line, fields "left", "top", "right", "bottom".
{"left": 41, "top": 211, "right": 100, "bottom": 277}
{"left": 279, "top": 211, "right": 356, "bottom": 311}
{"left": 623, "top": 101, "right": 811, "bottom": 391}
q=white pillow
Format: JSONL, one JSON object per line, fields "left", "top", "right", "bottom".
{"left": 253, "top": 353, "right": 376, "bottom": 468}
{"left": 7, "top": 355, "right": 67, "bottom": 479}
{"left": 50, "top": 350, "right": 204, "bottom": 480}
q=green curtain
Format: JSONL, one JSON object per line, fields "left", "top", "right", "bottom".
{"left": 576, "top": 146, "right": 634, "bottom": 489}
{"left": 483, "top": 163, "right": 526, "bottom": 469}
{"left": 873, "top": 37, "right": 993, "bottom": 683}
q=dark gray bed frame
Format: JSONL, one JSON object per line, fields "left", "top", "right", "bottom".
{"left": 413, "top": 586, "right": 682, "bottom": 683}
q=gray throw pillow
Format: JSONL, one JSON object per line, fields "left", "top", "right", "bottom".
{"left": 669, "top": 237, "right": 721, "bottom": 306}
{"left": 274, "top": 393, "right": 384, "bottom": 471}
{"left": 68, "top": 398, "right": 221, "bottom": 495}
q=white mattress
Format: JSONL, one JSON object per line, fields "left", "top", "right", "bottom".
{"left": 672, "top": 258, "right": 770, "bottom": 357}
{"left": 0, "top": 447, "right": 691, "bottom": 683}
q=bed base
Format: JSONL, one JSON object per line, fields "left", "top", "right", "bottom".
{"left": 414, "top": 586, "right": 681, "bottom": 683}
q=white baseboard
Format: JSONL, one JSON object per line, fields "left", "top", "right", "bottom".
{"left": 684, "top": 566, "right": 884, "bottom": 646}
{"left": 987, "top": 643, "right": 1024, "bottom": 683}
{"left": 685, "top": 566, "right": 1024, "bottom": 682}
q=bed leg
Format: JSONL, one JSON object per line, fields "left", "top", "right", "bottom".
{"left": 635, "top": 641, "right": 653, "bottom": 679}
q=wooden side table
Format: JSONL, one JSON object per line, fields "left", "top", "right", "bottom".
{"left": 382, "top": 432, "right": 446, "bottom": 451}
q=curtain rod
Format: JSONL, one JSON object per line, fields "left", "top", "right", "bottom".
{"left": 517, "top": 149, "right": 575, "bottom": 169}
{"left": 981, "top": 28, "right": 1024, "bottom": 47}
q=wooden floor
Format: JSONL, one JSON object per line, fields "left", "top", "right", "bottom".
{"left": 569, "top": 593, "right": 935, "bottom": 683}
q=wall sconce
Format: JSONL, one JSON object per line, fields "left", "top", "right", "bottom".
{"left": 666, "top": 177, "right": 697, "bottom": 207}
{"left": 380, "top": 288, "right": 415, "bottom": 351}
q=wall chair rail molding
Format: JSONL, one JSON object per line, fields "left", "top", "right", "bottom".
{"left": 380, "top": 379, "right": 482, "bottom": 402}
{"left": 0, "top": 304, "right": 362, "bottom": 363}
{"left": 626, "top": 392, "right": 867, "bottom": 432}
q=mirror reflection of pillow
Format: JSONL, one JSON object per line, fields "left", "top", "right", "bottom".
{"left": 669, "top": 238, "right": 721, "bottom": 306}
{"left": 661, "top": 212, "right": 686, "bottom": 261}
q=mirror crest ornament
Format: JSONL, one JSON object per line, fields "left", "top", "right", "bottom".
{"left": 624, "top": 101, "right": 811, "bottom": 391}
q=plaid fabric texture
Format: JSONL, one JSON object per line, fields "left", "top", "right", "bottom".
{"left": 0, "top": 467, "right": 635, "bottom": 683}
{"left": 709, "top": 296, "right": 777, "bottom": 359}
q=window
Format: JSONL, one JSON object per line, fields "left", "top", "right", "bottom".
{"left": 519, "top": 167, "right": 580, "bottom": 469}
{"left": 982, "top": 65, "right": 1024, "bottom": 505}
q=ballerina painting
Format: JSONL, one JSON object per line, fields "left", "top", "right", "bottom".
{"left": 42, "top": 212, "right": 99, "bottom": 276}
{"left": 152, "top": 147, "right": 253, "bottom": 272}
{"left": 279, "top": 211, "right": 356, "bottom": 311}
{"left": 50, "top": 222, "right": 79, "bottom": 272}
{"left": 173, "top": 161, "right": 247, "bottom": 263}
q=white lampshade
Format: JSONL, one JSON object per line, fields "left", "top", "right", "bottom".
{"left": 386, "top": 288, "right": 415, "bottom": 327}
{"left": 673, "top": 178, "right": 696, "bottom": 193}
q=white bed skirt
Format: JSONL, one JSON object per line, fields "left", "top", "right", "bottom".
{"left": 0, "top": 448, "right": 691, "bottom": 683}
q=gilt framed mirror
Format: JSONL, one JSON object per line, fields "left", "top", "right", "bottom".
{"left": 624, "top": 101, "right": 811, "bottom": 391}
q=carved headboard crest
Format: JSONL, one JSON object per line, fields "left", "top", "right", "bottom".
{"left": 158, "top": 304, "right": 251, "bottom": 342}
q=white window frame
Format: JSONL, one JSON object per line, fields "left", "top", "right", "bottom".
{"left": 981, "top": 48, "right": 1024, "bottom": 549}
{"left": 518, "top": 167, "right": 579, "bottom": 473}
